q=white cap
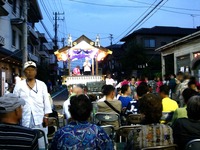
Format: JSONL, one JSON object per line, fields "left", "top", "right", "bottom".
{"left": 23, "top": 61, "right": 36, "bottom": 70}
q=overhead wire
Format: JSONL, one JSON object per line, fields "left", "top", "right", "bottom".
{"left": 113, "top": 0, "right": 158, "bottom": 43}
{"left": 67, "top": 0, "right": 148, "bottom": 8}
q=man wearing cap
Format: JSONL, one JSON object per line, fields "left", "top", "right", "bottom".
{"left": 0, "top": 93, "right": 38, "bottom": 149}
{"left": 13, "top": 61, "right": 52, "bottom": 148}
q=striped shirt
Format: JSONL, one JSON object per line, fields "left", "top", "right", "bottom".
{"left": 0, "top": 123, "right": 38, "bottom": 150}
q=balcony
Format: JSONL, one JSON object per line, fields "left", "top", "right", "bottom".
{"left": 28, "top": 53, "right": 39, "bottom": 62}
{"left": 0, "top": 4, "right": 8, "bottom": 16}
{"left": 0, "top": 35, "right": 5, "bottom": 46}
{"left": 27, "top": 25, "right": 38, "bottom": 39}
{"left": 38, "top": 50, "right": 49, "bottom": 58}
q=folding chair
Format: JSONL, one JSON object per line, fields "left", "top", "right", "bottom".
{"left": 33, "top": 128, "right": 48, "bottom": 150}
{"left": 185, "top": 139, "right": 200, "bottom": 150}
{"left": 101, "top": 125, "right": 115, "bottom": 140}
{"left": 160, "top": 112, "right": 174, "bottom": 124}
{"left": 126, "top": 114, "right": 142, "bottom": 125}
{"left": 95, "top": 112, "right": 121, "bottom": 128}
{"left": 48, "top": 117, "right": 59, "bottom": 142}
{"left": 115, "top": 125, "right": 141, "bottom": 150}
{"left": 141, "top": 144, "right": 178, "bottom": 150}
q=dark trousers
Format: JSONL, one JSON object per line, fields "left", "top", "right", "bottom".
{"left": 84, "top": 71, "right": 91, "bottom": 75}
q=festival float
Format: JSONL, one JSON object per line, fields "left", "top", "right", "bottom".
{"left": 54, "top": 35, "right": 112, "bottom": 94}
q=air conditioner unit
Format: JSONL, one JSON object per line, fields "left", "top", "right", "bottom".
{"left": 0, "top": 0, "right": 6, "bottom": 5}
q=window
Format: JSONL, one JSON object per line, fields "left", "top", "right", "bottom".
{"left": 13, "top": 0, "right": 17, "bottom": 13}
{"left": 144, "top": 39, "right": 156, "bottom": 48}
{"left": 12, "top": 30, "right": 16, "bottom": 46}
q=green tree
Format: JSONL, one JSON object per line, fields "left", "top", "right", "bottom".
{"left": 120, "top": 41, "right": 147, "bottom": 75}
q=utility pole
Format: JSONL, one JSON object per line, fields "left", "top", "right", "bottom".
{"left": 53, "top": 12, "right": 64, "bottom": 51}
{"left": 109, "top": 34, "right": 113, "bottom": 46}
{"left": 22, "top": 0, "right": 28, "bottom": 69}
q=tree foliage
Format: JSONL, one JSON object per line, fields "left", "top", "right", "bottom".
{"left": 120, "top": 41, "right": 147, "bottom": 74}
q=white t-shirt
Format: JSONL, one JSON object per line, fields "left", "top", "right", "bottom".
{"left": 13, "top": 79, "right": 52, "bottom": 127}
{"left": 83, "top": 61, "right": 91, "bottom": 72}
{"left": 106, "top": 78, "right": 115, "bottom": 85}
{"left": 15, "top": 76, "right": 21, "bottom": 84}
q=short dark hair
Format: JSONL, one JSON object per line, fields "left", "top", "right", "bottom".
{"left": 136, "top": 82, "right": 148, "bottom": 97}
{"left": 159, "top": 85, "right": 170, "bottom": 95}
{"left": 182, "top": 88, "right": 198, "bottom": 104}
{"left": 139, "top": 93, "right": 162, "bottom": 124}
{"left": 121, "top": 84, "right": 129, "bottom": 94}
{"left": 187, "top": 96, "right": 200, "bottom": 120}
{"left": 69, "top": 94, "right": 92, "bottom": 121}
{"left": 188, "top": 80, "right": 196, "bottom": 88}
{"left": 102, "top": 85, "right": 115, "bottom": 96}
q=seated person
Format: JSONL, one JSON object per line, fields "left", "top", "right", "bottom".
{"left": 63, "top": 84, "right": 84, "bottom": 123}
{"left": 51, "top": 94, "right": 114, "bottom": 150}
{"left": 125, "top": 82, "right": 149, "bottom": 116}
{"left": 173, "top": 95, "right": 200, "bottom": 149}
{"left": 0, "top": 93, "right": 38, "bottom": 149}
{"left": 118, "top": 84, "right": 132, "bottom": 111}
{"left": 171, "top": 88, "right": 198, "bottom": 125}
{"left": 159, "top": 85, "right": 179, "bottom": 112}
{"left": 126, "top": 93, "right": 173, "bottom": 149}
{"left": 73, "top": 66, "right": 81, "bottom": 75}
{"left": 97, "top": 85, "right": 122, "bottom": 129}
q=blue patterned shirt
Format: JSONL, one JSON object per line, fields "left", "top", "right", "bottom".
{"left": 51, "top": 121, "right": 114, "bottom": 150}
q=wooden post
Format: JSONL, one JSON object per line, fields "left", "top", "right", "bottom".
{"left": 68, "top": 58, "right": 71, "bottom": 76}
{"left": 92, "top": 58, "right": 94, "bottom": 75}
{"left": 95, "top": 57, "right": 98, "bottom": 75}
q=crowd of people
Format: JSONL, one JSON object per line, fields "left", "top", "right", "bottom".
{"left": 60, "top": 72, "right": 200, "bottom": 149}
{"left": 1, "top": 64, "right": 200, "bottom": 149}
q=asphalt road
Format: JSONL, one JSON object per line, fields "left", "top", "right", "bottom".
{"left": 52, "top": 88, "right": 69, "bottom": 106}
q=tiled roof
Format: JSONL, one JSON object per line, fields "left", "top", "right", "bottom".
{"left": 121, "top": 26, "right": 200, "bottom": 41}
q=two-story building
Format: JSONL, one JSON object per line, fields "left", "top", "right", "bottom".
{"left": 0, "top": 0, "right": 53, "bottom": 95}
{"left": 120, "top": 26, "right": 200, "bottom": 77}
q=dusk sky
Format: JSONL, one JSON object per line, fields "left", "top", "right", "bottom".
{"left": 36, "top": 0, "right": 200, "bottom": 47}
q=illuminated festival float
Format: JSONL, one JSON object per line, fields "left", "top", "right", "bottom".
{"left": 54, "top": 35, "right": 112, "bottom": 87}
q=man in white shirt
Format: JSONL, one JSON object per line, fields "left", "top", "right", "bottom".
{"left": 13, "top": 61, "right": 52, "bottom": 149}
{"left": 63, "top": 85, "right": 84, "bottom": 123}
{"left": 14, "top": 74, "right": 21, "bottom": 84}
{"left": 83, "top": 57, "right": 91, "bottom": 75}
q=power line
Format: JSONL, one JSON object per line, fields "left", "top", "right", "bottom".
{"left": 114, "top": 0, "right": 158, "bottom": 42}
{"left": 67, "top": 0, "right": 148, "bottom": 8}
{"left": 40, "top": 0, "right": 54, "bottom": 24}
{"left": 128, "top": 0, "right": 200, "bottom": 12}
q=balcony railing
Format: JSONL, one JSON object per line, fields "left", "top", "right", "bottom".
{"left": 27, "top": 25, "right": 38, "bottom": 39}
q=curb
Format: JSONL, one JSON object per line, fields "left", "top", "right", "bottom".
{"left": 51, "top": 88, "right": 67, "bottom": 99}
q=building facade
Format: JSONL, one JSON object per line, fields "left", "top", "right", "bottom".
{"left": 156, "top": 30, "right": 200, "bottom": 82}
{"left": 120, "top": 26, "right": 200, "bottom": 77}
{"left": 0, "top": 0, "right": 53, "bottom": 96}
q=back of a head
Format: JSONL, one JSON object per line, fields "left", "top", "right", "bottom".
{"left": 187, "top": 95, "right": 200, "bottom": 120}
{"left": 69, "top": 94, "right": 92, "bottom": 121}
{"left": 121, "top": 84, "right": 129, "bottom": 94}
{"left": 102, "top": 85, "right": 115, "bottom": 96}
{"left": 184, "top": 73, "right": 190, "bottom": 80}
{"left": 182, "top": 88, "right": 198, "bottom": 104}
{"left": 159, "top": 84, "right": 169, "bottom": 95}
{"left": 136, "top": 82, "right": 148, "bottom": 97}
{"left": 139, "top": 93, "right": 162, "bottom": 124}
